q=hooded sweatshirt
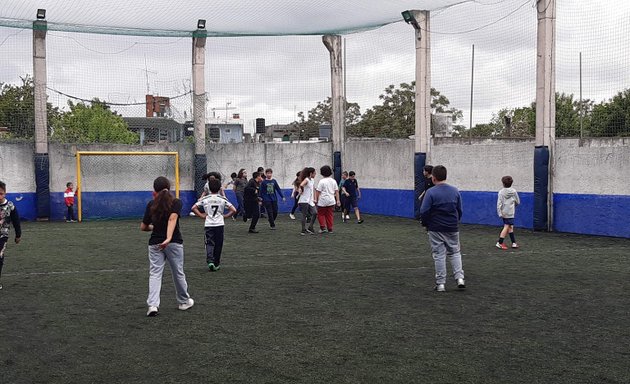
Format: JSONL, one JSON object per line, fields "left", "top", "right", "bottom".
{"left": 497, "top": 187, "right": 520, "bottom": 218}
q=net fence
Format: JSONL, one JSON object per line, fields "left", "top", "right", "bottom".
{"left": 1, "top": 0, "right": 629, "bottom": 142}
{"left": 77, "top": 152, "right": 178, "bottom": 220}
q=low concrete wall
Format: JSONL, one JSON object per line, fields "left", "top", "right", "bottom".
{"left": 553, "top": 138, "right": 630, "bottom": 237}
{"left": 207, "top": 142, "right": 333, "bottom": 189}
{"left": 2, "top": 138, "right": 629, "bottom": 237}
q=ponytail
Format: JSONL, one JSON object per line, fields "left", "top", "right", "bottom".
{"left": 150, "top": 176, "right": 174, "bottom": 222}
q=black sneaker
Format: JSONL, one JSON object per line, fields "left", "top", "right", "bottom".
{"left": 248, "top": 229, "right": 259, "bottom": 234}
{"left": 357, "top": 219, "right": 364, "bottom": 224}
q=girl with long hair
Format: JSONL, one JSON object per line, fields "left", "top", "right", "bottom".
{"left": 140, "top": 176, "right": 194, "bottom": 317}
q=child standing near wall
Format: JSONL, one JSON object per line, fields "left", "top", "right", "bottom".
{"left": 192, "top": 178, "right": 236, "bottom": 271}
{"left": 289, "top": 171, "right": 301, "bottom": 220}
{"left": 298, "top": 167, "right": 318, "bottom": 235}
{"left": 341, "top": 171, "right": 363, "bottom": 224}
{"left": 315, "top": 165, "right": 340, "bottom": 234}
{"left": 496, "top": 175, "right": 520, "bottom": 250}
{"left": 64, "top": 182, "right": 77, "bottom": 222}
{"left": 339, "top": 171, "right": 349, "bottom": 222}
{"left": 259, "top": 168, "right": 285, "bottom": 229}
{"left": 0, "top": 181, "right": 22, "bottom": 291}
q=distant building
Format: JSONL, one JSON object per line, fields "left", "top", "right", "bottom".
{"left": 205, "top": 123, "right": 243, "bottom": 143}
{"left": 265, "top": 123, "right": 300, "bottom": 141}
{"left": 123, "top": 117, "right": 183, "bottom": 144}
{"left": 319, "top": 124, "right": 332, "bottom": 141}
{"left": 145, "top": 95, "right": 171, "bottom": 118}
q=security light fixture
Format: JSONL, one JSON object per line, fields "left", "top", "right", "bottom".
{"left": 197, "top": 19, "right": 206, "bottom": 29}
{"left": 401, "top": 10, "right": 420, "bottom": 30}
{"left": 36, "top": 9, "right": 46, "bottom": 19}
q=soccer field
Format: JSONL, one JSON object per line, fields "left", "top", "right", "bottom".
{"left": 1, "top": 215, "right": 628, "bottom": 384}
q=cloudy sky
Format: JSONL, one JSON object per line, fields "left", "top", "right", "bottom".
{"left": 1, "top": 0, "right": 629, "bottom": 134}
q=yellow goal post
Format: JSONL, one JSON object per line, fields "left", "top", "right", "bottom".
{"left": 75, "top": 151, "right": 180, "bottom": 222}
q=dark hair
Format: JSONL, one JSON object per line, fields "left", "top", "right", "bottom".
{"left": 349, "top": 171, "right": 356, "bottom": 177}
{"left": 230, "top": 172, "right": 237, "bottom": 179}
{"left": 265, "top": 168, "right": 273, "bottom": 173}
{"left": 150, "top": 176, "right": 174, "bottom": 222}
{"left": 502, "top": 175, "right": 514, "bottom": 188}
{"left": 237, "top": 168, "right": 246, "bottom": 179}
{"left": 257, "top": 167, "right": 264, "bottom": 173}
{"left": 320, "top": 165, "right": 333, "bottom": 177}
{"left": 208, "top": 178, "right": 222, "bottom": 193}
{"left": 252, "top": 171, "right": 261, "bottom": 179}
{"left": 0, "top": 180, "right": 6, "bottom": 192}
{"left": 299, "top": 167, "right": 316, "bottom": 182}
{"left": 202, "top": 171, "right": 222, "bottom": 181}
{"left": 66, "top": 182, "right": 73, "bottom": 188}
{"left": 296, "top": 171, "right": 301, "bottom": 177}
{"left": 432, "top": 165, "right": 447, "bottom": 181}
{"left": 423, "top": 165, "right": 433, "bottom": 174}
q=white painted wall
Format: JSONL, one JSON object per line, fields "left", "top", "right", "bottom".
{"left": 47, "top": 143, "right": 195, "bottom": 192}
{"left": 344, "top": 139, "right": 414, "bottom": 190}
{"left": 207, "top": 142, "right": 333, "bottom": 188}
{"left": 554, "top": 138, "right": 630, "bottom": 195}
{"left": 3, "top": 138, "right": 630, "bottom": 197}
{"left": 0, "top": 142, "right": 36, "bottom": 192}
{"left": 431, "top": 138, "right": 535, "bottom": 192}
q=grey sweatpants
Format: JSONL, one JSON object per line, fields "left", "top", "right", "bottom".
{"left": 428, "top": 231, "right": 465, "bottom": 285}
{"left": 147, "top": 243, "right": 190, "bottom": 308}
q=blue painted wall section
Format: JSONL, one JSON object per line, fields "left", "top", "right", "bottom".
{"left": 7, "top": 189, "right": 630, "bottom": 238}
{"left": 6, "top": 193, "right": 38, "bottom": 221}
{"left": 554, "top": 193, "right": 630, "bottom": 238}
{"left": 459, "top": 191, "right": 534, "bottom": 229}
{"left": 48, "top": 191, "right": 199, "bottom": 221}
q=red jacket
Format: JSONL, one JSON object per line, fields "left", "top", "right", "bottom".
{"left": 64, "top": 188, "right": 75, "bottom": 206}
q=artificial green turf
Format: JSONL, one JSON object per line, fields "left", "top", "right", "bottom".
{"left": 1, "top": 215, "right": 628, "bottom": 383}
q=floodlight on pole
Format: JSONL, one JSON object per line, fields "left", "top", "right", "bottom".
{"left": 197, "top": 19, "right": 206, "bottom": 29}
{"left": 36, "top": 9, "right": 46, "bottom": 19}
{"left": 402, "top": 10, "right": 420, "bottom": 30}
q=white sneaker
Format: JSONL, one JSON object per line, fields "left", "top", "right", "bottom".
{"left": 511, "top": 243, "right": 519, "bottom": 249}
{"left": 178, "top": 298, "right": 194, "bottom": 311}
{"left": 456, "top": 278, "right": 466, "bottom": 289}
{"left": 434, "top": 284, "right": 446, "bottom": 292}
{"left": 289, "top": 213, "right": 295, "bottom": 220}
{"left": 146, "top": 306, "right": 159, "bottom": 317}
{"left": 345, "top": 215, "right": 350, "bottom": 220}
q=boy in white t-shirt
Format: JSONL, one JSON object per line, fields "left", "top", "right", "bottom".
{"left": 315, "top": 165, "right": 341, "bottom": 234}
{"left": 192, "top": 178, "right": 237, "bottom": 271}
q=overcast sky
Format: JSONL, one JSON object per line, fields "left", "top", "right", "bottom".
{"left": 1, "top": 0, "right": 629, "bottom": 134}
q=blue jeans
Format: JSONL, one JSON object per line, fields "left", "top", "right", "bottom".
{"left": 428, "top": 231, "right": 464, "bottom": 285}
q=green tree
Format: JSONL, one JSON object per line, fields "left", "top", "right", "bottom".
{"left": 51, "top": 99, "right": 138, "bottom": 144}
{"left": 589, "top": 89, "right": 630, "bottom": 137}
{"left": 295, "top": 97, "right": 361, "bottom": 139}
{"left": 350, "top": 82, "right": 463, "bottom": 138}
{"left": 0, "top": 75, "right": 60, "bottom": 138}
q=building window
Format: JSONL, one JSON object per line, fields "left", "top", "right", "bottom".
{"left": 225, "top": 129, "right": 231, "bottom": 133}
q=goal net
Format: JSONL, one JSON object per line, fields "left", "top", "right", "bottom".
{"left": 76, "top": 151, "right": 180, "bottom": 221}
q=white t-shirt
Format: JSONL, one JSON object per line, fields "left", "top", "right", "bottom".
{"left": 316, "top": 177, "right": 338, "bottom": 207}
{"left": 298, "top": 178, "right": 315, "bottom": 206}
{"left": 195, "top": 194, "right": 234, "bottom": 227}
